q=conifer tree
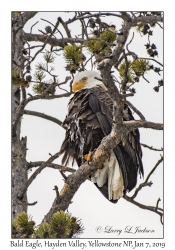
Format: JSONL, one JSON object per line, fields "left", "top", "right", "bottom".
{"left": 12, "top": 11, "right": 163, "bottom": 238}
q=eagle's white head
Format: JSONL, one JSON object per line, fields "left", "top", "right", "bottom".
{"left": 72, "top": 71, "right": 106, "bottom": 92}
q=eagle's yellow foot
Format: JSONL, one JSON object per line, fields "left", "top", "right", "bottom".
{"left": 84, "top": 151, "right": 93, "bottom": 161}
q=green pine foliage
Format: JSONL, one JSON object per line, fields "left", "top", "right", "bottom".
{"left": 12, "top": 68, "right": 21, "bottom": 86}
{"left": 32, "top": 82, "right": 43, "bottom": 94}
{"left": 33, "top": 69, "right": 46, "bottom": 94}
{"left": 63, "top": 44, "right": 85, "bottom": 73}
{"left": 118, "top": 59, "right": 150, "bottom": 84}
{"left": 34, "top": 71, "right": 46, "bottom": 82}
{"left": 12, "top": 211, "right": 84, "bottom": 238}
{"left": 12, "top": 212, "right": 35, "bottom": 238}
{"left": 33, "top": 222, "right": 55, "bottom": 238}
{"left": 118, "top": 60, "right": 135, "bottom": 83}
{"left": 84, "top": 39, "right": 103, "bottom": 54}
{"left": 43, "top": 52, "right": 55, "bottom": 63}
{"left": 32, "top": 52, "right": 56, "bottom": 93}
{"left": 100, "top": 29, "right": 116, "bottom": 43}
{"left": 49, "top": 211, "right": 84, "bottom": 238}
{"left": 135, "top": 22, "right": 144, "bottom": 33}
{"left": 84, "top": 29, "right": 116, "bottom": 54}
{"left": 131, "top": 58, "right": 150, "bottom": 76}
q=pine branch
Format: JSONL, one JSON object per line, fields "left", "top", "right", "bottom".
{"left": 98, "top": 14, "right": 163, "bottom": 70}
{"left": 138, "top": 57, "right": 163, "bottom": 67}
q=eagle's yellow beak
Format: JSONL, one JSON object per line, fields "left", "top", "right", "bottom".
{"left": 72, "top": 79, "right": 87, "bottom": 92}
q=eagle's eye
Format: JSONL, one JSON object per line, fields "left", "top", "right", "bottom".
{"left": 82, "top": 77, "right": 87, "bottom": 81}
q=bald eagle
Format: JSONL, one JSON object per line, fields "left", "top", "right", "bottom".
{"left": 60, "top": 71, "right": 143, "bottom": 203}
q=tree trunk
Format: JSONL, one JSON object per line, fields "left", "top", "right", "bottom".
{"left": 12, "top": 12, "right": 28, "bottom": 219}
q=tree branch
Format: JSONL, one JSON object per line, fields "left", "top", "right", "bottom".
{"left": 12, "top": 92, "right": 71, "bottom": 137}
{"left": 138, "top": 57, "right": 163, "bottom": 67}
{"left": 65, "top": 12, "right": 122, "bottom": 24}
{"left": 141, "top": 143, "right": 163, "bottom": 151}
{"left": 24, "top": 33, "right": 116, "bottom": 48}
{"left": 42, "top": 114, "right": 163, "bottom": 222}
{"left": 23, "top": 12, "right": 38, "bottom": 25}
{"left": 98, "top": 14, "right": 163, "bottom": 71}
{"left": 18, "top": 152, "right": 62, "bottom": 199}
{"left": 24, "top": 110, "right": 63, "bottom": 127}
{"left": 131, "top": 15, "right": 163, "bottom": 26}
{"left": 130, "top": 181, "right": 153, "bottom": 200}
{"left": 123, "top": 195, "right": 163, "bottom": 224}
{"left": 129, "top": 155, "right": 163, "bottom": 204}
{"left": 123, "top": 120, "right": 163, "bottom": 131}
{"left": 145, "top": 155, "right": 163, "bottom": 183}
{"left": 27, "top": 161, "right": 75, "bottom": 173}
{"left": 125, "top": 100, "right": 146, "bottom": 120}
{"left": 28, "top": 201, "right": 37, "bottom": 206}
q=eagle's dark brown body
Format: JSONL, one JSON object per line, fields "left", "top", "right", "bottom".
{"left": 60, "top": 86, "right": 143, "bottom": 202}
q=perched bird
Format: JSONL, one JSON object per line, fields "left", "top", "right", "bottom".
{"left": 60, "top": 71, "right": 143, "bottom": 203}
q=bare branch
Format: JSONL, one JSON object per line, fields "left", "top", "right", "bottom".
{"left": 126, "top": 32, "right": 138, "bottom": 60}
{"left": 18, "top": 151, "right": 62, "bottom": 199}
{"left": 30, "top": 21, "right": 39, "bottom": 34}
{"left": 121, "top": 49, "right": 129, "bottom": 94}
{"left": 65, "top": 12, "right": 122, "bottom": 24}
{"left": 156, "top": 198, "right": 162, "bottom": 211}
{"left": 28, "top": 201, "right": 37, "bottom": 206}
{"left": 27, "top": 161, "right": 75, "bottom": 173}
{"left": 24, "top": 110, "right": 63, "bottom": 127}
{"left": 53, "top": 186, "right": 60, "bottom": 204}
{"left": 41, "top": 18, "right": 63, "bottom": 39}
{"left": 124, "top": 142, "right": 163, "bottom": 224}
{"left": 59, "top": 171, "right": 68, "bottom": 180}
{"left": 130, "top": 181, "right": 153, "bottom": 200}
{"left": 145, "top": 155, "right": 163, "bottom": 183}
{"left": 125, "top": 100, "right": 146, "bottom": 120}
{"left": 24, "top": 32, "right": 116, "bottom": 47}
{"left": 131, "top": 15, "right": 163, "bottom": 26}
{"left": 12, "top": 92, "right": 71, "bottom": 136}
{"left": 123, "top": 195, "right": 163, "bottom": 223}
{"left": 156, "top": 22, "right": 163, "bottom": 29}
{"left": 141, "top": 143, "right": 163, "bottom": 151}
{"left": 58, "top": 17, "right": 71, "bottom": 38}
{"left": 130, "top": 156, "right": 163, "bottom": 200}
{"left": 123, "top": 120, "right": 163, "bottom": 131}
{"left": 142, "top": 74, "right": 150, "bottom": 83}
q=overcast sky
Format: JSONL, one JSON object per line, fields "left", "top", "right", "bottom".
{"left": 18, "top": 12, "right": 164, "bottom": 238}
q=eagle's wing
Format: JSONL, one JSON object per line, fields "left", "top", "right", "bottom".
{"left": 60, "top": 86, "right": 143, "bottom": 201}
{"left": 89, "top": 88, "right": 143, "bottom": 193}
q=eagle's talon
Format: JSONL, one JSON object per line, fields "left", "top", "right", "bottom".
{"left": 84, "top": 152, "right": 93, "bottom": 161}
